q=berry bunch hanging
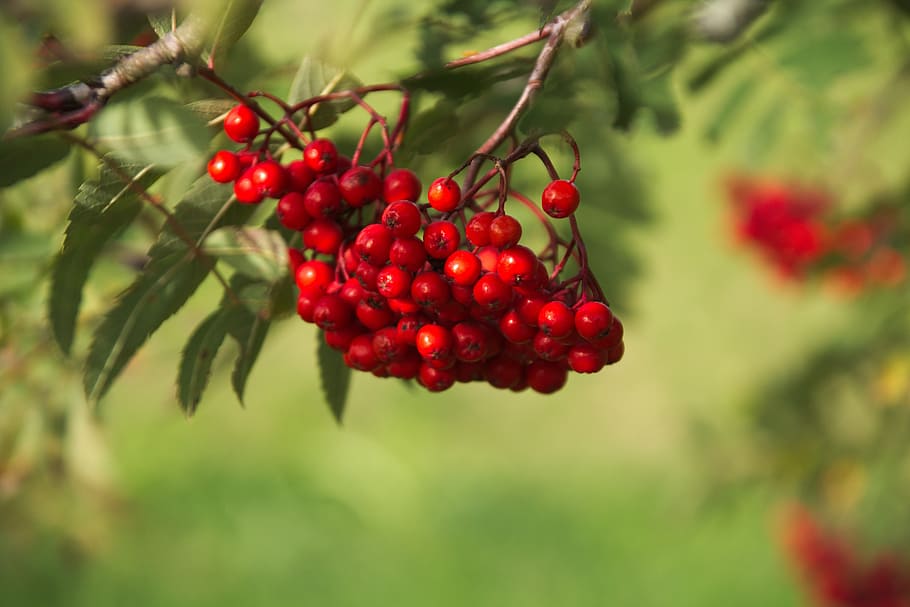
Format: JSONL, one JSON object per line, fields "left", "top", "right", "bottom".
{"left": 206, "top": 86, "right": 624, "bottom": 394}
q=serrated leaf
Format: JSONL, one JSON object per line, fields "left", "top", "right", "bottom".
{"left": 317, "top": 336, "right": 351, "bottom": 423}
{"left": 88, "top": 96, "right": 211, "bottom": 168}
{"left": 704, "top": 77, "right": 755, "bottom": 141}
{"left": 226, "top": 302, "right": 269, "bottom": 405}
{"left": 777, "top": 30, "right": 871, "bottom": 91}
{"left": 0, "top": 135, "right": 70, "bottom": 187}
{"left": 177, "top": 309, "right": 230, "bottom": 415}
{"left": 148, "top": 11, "right": 176, "bottom": 38}
{"left": 83, "top": 177, "right": 255, "bottom": 404}
{"left": 203, "top": 227, "right": 288, "bottom": 283}
{"left": 185, "top": 99, "right": 236, "bottom": 122}
{"left": 287, "top": 57, "right": 363, "bottom": 130}
{"left": 50, "top": 159, "right": 161, "bottom": 354}
{"left": 199, "top": 0, "right": 264, "bottom": 68}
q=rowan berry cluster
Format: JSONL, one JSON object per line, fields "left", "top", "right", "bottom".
{"left": 727, "top": 176, "right": 907, "bottom": 294}
{"left": 782, "top": 505, "right": 910, "bottom": 606}
{"left": 207, "top": 92, "right": 623, "bottom": 394}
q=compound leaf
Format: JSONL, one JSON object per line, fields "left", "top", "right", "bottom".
{"left": 177, "top": 309, "right": 230, "bottom": 415}
{"left": 287, "top": 56, "right": 363, "bottom": 130}
{"left": 203, "top": 227, "right": 287, "bottom": 283}
{"left": 50, "top": 159, "right": 161, "bottom": 354}
{"left": 317, "top": 336, "right": 351, "bottom": 424}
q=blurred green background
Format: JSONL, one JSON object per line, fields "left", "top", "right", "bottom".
{"left": 3, "top": 0, "right": 910, "bottom": 605}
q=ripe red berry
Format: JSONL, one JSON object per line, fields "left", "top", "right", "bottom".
{"left": 541, "top": 179, "right": 580, "bottom": 218}
{"left": 396, "top": 315, "right": 425, "bottom": 346}
{"left": 538, "top": 301, "right": 575, "bottom": 338}
{"left": 295, "top": 259, "right": 333, "bottom": 293}
{"left": 606, "top": 342, "right": 625, "bottom": 365}
{"left": 496, "top": 245, "right": 538, "bottom": 286}
{"left": 324, "top": 326, "right": 362, "bottom": 352}
{"left": 387, "top": 296, "right": 420, "bottom": 316}
{"left": 472, "top": 273, "right": 512, "bottom": 312}
{"left": 489, "top": 214, "right": 522, "bottom": 248}
{"left": 223, "top": 104, "right": 259, "bottom": 143}
{"left": 532, "top": 331, "right": 569, "bottom": 361}
{"left": 444, "top": 250, "right": 482, "bottom": 286}
{"left": 285, "top": 159, "right": 315, "bottom": 192}
{"left": 423, "top": 221, "right": 461, "bottom": 259}
{"left": 567, "top": 343, "right": 606, "bottom": 373}
{"left": 376, "top": 265, "right": 412, "bottom": 299}
{"left": 390, "top": 237, "right": 427, "bottom": 273}
{"left": 303, "top": 139, "right": 338, "bottom": 174}
{"left": 287, "top": 248, "right": 305, "bottom": 274}
{"left": 387, "top": 350, "right": 422, "bottom": 379}
{"left": 372, "top": 327, "right": 408, "bottom": 363}
{"left": 498, "top": 309, "right": 536, "bottom": 344}
{"left": 451, "top": 321, "right": 489, "bottom": 362}
{"left": 250, "top": 160, "right": 287, "bottom": 198}
{"left": 276, "top": 192, "right": 311, "bottom": 231}
{"left": 574, "top": 301, "right": 615, "bottom": 342}
{"left": 427, "top": 177, "right": 461, "bottom": 212}
{"left": 416, "top": 324, "right": 454, "bottom": 361}
{"left": 207, "top": 150, "right": 241, "bottom": 183}
{"left": 339, "top": 166, "right": 382, "bottom": 207}
{"left": 356, "top": 295, "right": 394, "bottom": 331}
{"left": 466, "top": 212, "right": 495, "bottom": 246}
{"left": 417, "top": 363, "right": 456, "bottom": 392}
{"left": 339, "top": 277, "right": 366, "bottom": 307}
{"left": 303, "top": 178, "right": 343, "bottom": 218}
{"left": 526, "top": 360, "right": 568, "bottom": 394}
{"left": 476, "top": 246, "right": 499, "bottom": 273}
{"left": 355, "top": 224, "right": 394, "bottom": 265}
{"left": 313, "top": 294, "right": 353, "bottom": 331}
{"left": 296, "top": 290, "right": 319, "bottom": 323}
{"left": 302, "top": 218, "right": 344, "bottom": 254}
{"left": 345, "top": 334, "right": 380, "bottom": 371}
{"left": 383, "top": 168, "right": 422, "bottom": 203}
{"left": 233, "top": 168, "right": 264, "bottom": 204}
{"left": 382, "top": 201, "right": 423, "bottom": 237}
{"left": 411, "top": 271, "right": 451, "bottom": 309}
{"left": 484, "top": 355, "right": 523, "bottom": 389}
{"left": 355, "top": 261, "right": 381, "bottom": 291}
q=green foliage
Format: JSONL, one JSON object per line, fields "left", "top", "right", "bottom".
{"left": 49, "top": 159, "right": 162, "bottom": 354}
{"left": 287, "top": 57, "right": 363, "bottom": 130}
{"left": 317, "top": 336, "right": 351, "bottom": 423}
{"left": 0, "top": 136, "right": 70, "bottom": 187}
{"left": 199, "top": 0, "right": 264, "bottom": 68}
{"left": 202, "top": 227, "right": 288, "bottom": 284}
{"left": 83, "top": 177, "right": 255, "bottom": 404}
{"left": 178, "top": 308, "right": 231, "bottom": 414}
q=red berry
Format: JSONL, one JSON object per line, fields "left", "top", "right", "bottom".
{"left": 476, "top": 246, "right": 499, "bottom": 273}
{"left": 339, "top": 166, "right": 382, "bottom": 207}
{"left": 250, "top": 160, "right": 287, "bottom": 198}
{"left": 498, "top": 309, "right": 536, "bottom": 344}
{"left": 538, "top": 301, "right": 575, "bottom": 338}
{"left": 423, "top": 220, "right": 461, "bottom": 259}
{"left": 444, "top": 250, "right": 482, "bottom": 286}
{"left": 496, "top": 245, "right": 538, "bottom": 286}
{"left": 313, "top": 294, "right": 353, "bottom": 330}
{"left": 541, "top": 179, "right": 580, "bottom": 218}
{"left": 303, "top": 178, "right": 343, "bottom": 218}
{"left": 567, "top": 343, "right": 605, "bottom": 373}
{"left": 296, "top": 290, "right": 319, "bottom": 322}
{"left": 324, "top": 326, "right": 362, "bottom": 351}
{"left": 411, "top": 271, "right": 451, "bottom": 309}
{"left": 287, "top": 248, "right": 305, "bottom": 274}
{"left": 396, "top": 315, "right": 425, "bottom": 346}
{"left": 276, "top": 192, "right": 311, "bottom": 231}
{"left": 516, "top": 294, "right": 546, "bottom": 326}
{"left": 383, "top": 168, "right": 422, "bottom": 203}
{"left": 526, "top": 360, "right": 568, "bottom": 394}
{"left": 387, "top": 350, "right": 422, "bottom": 379}
{"left": 388, "top": 297, "right": 421, "bottom": 316}
{"left": 390, "top": 237, "right": 427, "bottom": 273}
{"left": 303, "top": 139, "right": 338, "bottom": 174}
{"left": 345, "top": 334, "right": 380, "bottom": 371}
{"left": 574, "top": 301, "right": 614, "bottom": 342}
{"left": 372, "top": 327, "right": 408, "bottom": 363}
{"left": 233, "top": 168, "right": 264, "bottom": 204}
{"left": 355, "top": 224, "right": 394, "bottom": 265}
{"left": 382, "top": 201, "right": 423, "bottom": 237}
{"left": 466, "top": 212, "right": 495, "bottom": 246}
{"left": 295, "top": 260, "right": 333, "bottom": 293}
{"left": 207, "top": 150, "right": 241, "bottom": 183}
{"left": 302, "top": 218, "right": 344, "bottom": 254}
{"left": 451, "top": 321, "right": 489, "bottom": 362}
{"left": 339, "top": 277, "right": 366, "bottom": 307}
{"left": 532, "top": 331, "right": 569, "bottom": 361}
{"left": 223, "top": 104, "right": 259, "bottom": 143}
{"left": 376, "top": 265, "right": 412, "bottom": 299}
{"left": 285, "top": 159, "right": 315, "bottom": 192}
{"left": 416, "top": 324, "right": 454, "bottom": 361}
{"left": 592, "top": 318, "right": 624, "bottom": 350}
{"left": 472, "top": 273, "right": 512, "bottom": 312}
{"left": 417, "top": 363, "right": 456, "bottom": 392}
{"left": 489, "top": 214, "right": 523, "bottom": 248}
{"left": 427, "top": 177, "right": 461, "bottom": 212}
{"left": 606, "top": 342, "right": 624, "bottom": 365}
{"left": 355, "top": 261, "right": 381, "bottom": 291}
{"left": 484, "top": 355, "right": 523, "bottom": 389}
{"left": 356, "top": 295, "right": 394, "bottom": 331}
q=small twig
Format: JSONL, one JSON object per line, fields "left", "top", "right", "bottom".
{"left": 443, "top": 24, "right": 555, "bottom": 70}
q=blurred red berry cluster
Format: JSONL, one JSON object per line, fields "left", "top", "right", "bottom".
{"left": 782, "top": 505, "right": 910, "bottom": 607}
{"left": 725, "top": 176, "right": 907, "bottom": 293}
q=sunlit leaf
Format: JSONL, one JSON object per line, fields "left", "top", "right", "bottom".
{"left": 203, "top": 227, "right": 288, "bottom": 283}
{"left": 199, "top": 0, "right": 264, "bottom": 68}
{"left": 50, "top": 159, "right": 161, "bottom": 354}
{"left": 148, "top": 10, "right": 176, "bottom": 38}
{"left": 89, "top": 96, "right": 211, "bottom": 168}
{"left": 287, "top": 56, "right": 363, "bottom": 130}
{"left": 317, "top": 336, "right": 351, "bottom": 423}
{"left": 83, "top": 178, "right": 254, "bottom": 404}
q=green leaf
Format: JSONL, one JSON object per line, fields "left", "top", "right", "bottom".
{"left": 88, "top": 96, "right": 211, "bottom": 168}
{"left": 185, "top": 99, "right": 236, "bottom": 122}
{"left": 199, "top": 0, "right": 264, "bottom": 68}
{"left": 317, "top": 336, "right": 351, "bottom": 423}
{"left": 287, "top": 56, "right": 363, "bottom": 130}
{"left": 148, "top": 11, "right": 176, "bottom": 38}
{"left": 50, "top": 159, "right": 161, "bottom": 354}
{"left": 226, "top": 300, "right": 269, "bottom": 405}
{"left": 777, "top": 30, "right": 871, "bottom": 91}
{"left": 0, "top": 135, "right": 70, "bottom": 187}
{"left": 177, "top": 309, "right": 230, "bottom": 415}
{"left": 746, "top": 100, "right": 786, "bottom": 161}
{"left": 0, "top": 15, "right": 33, "bottom": 133}
{"left": 203, "top": 227, "right": 288, "bottom": 283}
{"left": 83, "top": 177, "right": 255, "bottom": 404}
{"left": 704, "top": 77, "right": 755, "bottom": 141}
{"left": 0, "top": 231, "right": 53, "bottom": 297}
{"left": 395, "top": 100, "right": 460, "bottom": 163}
